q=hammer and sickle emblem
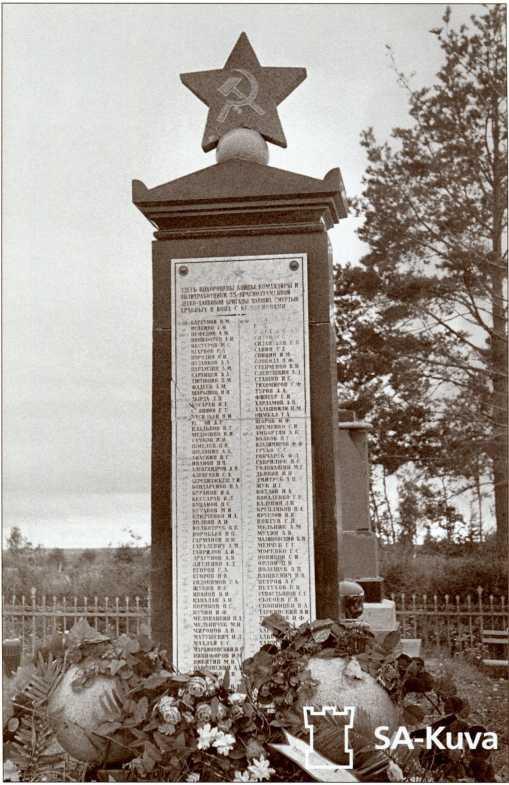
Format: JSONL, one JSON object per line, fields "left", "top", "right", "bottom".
{"left": 217, "top": 68, "right": 265, "bottom": 123}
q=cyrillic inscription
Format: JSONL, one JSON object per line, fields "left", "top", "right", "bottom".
{"left": 171, "top": 254, "right": 314, "bottom": 678}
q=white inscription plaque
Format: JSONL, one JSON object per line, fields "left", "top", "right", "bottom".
{"left": 171, "top": 254, "right": 315, "bottom": 677}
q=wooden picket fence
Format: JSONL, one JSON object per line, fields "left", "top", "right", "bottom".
{"left": 2, "top": 587, "right": 508, "bottom": 659}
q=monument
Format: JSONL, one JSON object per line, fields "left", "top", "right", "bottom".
{"left": 337, "top": 409, "right": 397, "bottom": 637}
{"left": 133, "top": 33, "right": 348, "bottom": 676}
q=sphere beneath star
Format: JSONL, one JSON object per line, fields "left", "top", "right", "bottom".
{"left": 216, "top": 128, "right": 269, "bottom": 165}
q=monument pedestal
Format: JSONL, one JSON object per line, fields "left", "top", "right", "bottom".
{"left": 337, "top": 414, "right": 385, "bottom": 602}
{"left": 134, "top": 158, "right": 347, "bottom": 669}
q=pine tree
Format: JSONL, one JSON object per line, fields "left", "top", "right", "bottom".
{"left": 339, "top": 6, "right": 507, "bottom": 549}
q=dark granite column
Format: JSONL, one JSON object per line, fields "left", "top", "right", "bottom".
{"left": 337, "top": 409, "right": 384, "bottom": 602}
{"left": 133, "top": 159, "right": 348, "bottom": 651}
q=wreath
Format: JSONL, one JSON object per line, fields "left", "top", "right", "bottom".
{"left": 4, "top": 615, "right": 496, "bottom": 782}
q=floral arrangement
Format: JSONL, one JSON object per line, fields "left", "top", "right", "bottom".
{"left": 4, "top": 615, "right": 497, "bottom": 782}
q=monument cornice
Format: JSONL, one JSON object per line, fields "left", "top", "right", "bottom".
{"left": 132, "top": 159, "right": 347, "bottom": 239}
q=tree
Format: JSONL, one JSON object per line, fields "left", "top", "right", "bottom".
{"left": 6, "top": 526, "right": 33, "bottom": 554}
{"left": 47, "top": 547, "right": 66, "bottom": 570}
{"left": 80, "top": 548, "right": 97, "bottom": 564}
{"left": 339, "top": 6, "right": 507, "bottom": 549}
{"left": 113, "top": 528, "right": 148, "bottom": 564}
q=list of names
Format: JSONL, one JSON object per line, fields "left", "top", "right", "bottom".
{"left": 171, "top": 254, "right": 314, "bottom": 677}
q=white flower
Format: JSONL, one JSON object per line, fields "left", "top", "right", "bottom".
{"left": 213, "top": 731, "right": 236, "bottom": 756}
{"left": 343, "top": 658, "right": 365, "bottom": 681}
{"left": 158, "top": 695, "right": 177, "bottom": 711}
{"left": 195, "top": 702, "right": 213, "bottom": 723}
{"left": 186, "top": 774, "right": 200, "bottom": 783}
{"left": 234, "top": 771, "right": 252, "bottom": 782}
{"left": 158, "top": 695, "right": 180, "bottom": 723}
{"left": 188, "top": 676, "right": 208, "bottom": 698}
{"left": 387, "top": 760, "right": 404, "bottom": 781}
{"left": 205, "top": 675, "right": 220, "bottom": 696}
{"left": 229, "top": 692, "right": 247, "bottom": 705}
{"left": 196, "top": 722, "right": 218, "bottom": 750}
{"left": 215, "top": 701, "right": 228, "bottom": 720}
{"left": 158, "top": 722, "right": 176, "bottom": 735}
{"left": 248, "top": 756, "right": 275, "bottom": 782}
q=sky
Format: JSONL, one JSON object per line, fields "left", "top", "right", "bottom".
{"left": 3, "top": 2, "right": 486, "bottom": 548}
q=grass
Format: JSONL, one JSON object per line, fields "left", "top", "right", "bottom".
{"left": 426, "top": 648, "right": 509, "bottom": 782}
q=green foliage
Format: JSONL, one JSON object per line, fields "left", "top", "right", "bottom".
{"left": 381, "top": 541, "right": 508, "bottom": 596}
{"left": 80, "top": 549, "right": 97, "bottom": 564}
{"left": 47, "top": 548, "right": 66, "bottom": 568}
{"left": 7, "top": 654, "right": 65, "bottom": 782}
{"left": 337, "top": 5, "right": 508, "bottom": 548}
{"left": 6, "top": 527, "right": 33, "bottom": 556}
{"left": 5, "top": 616, "right": 498, "bottom": 782}
{"left": 2, "top": 533, "right": 151, "bottom": 599}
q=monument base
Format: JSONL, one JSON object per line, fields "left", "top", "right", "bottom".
{"left": 360, "top": 599, "right": 398, "bottom": 638}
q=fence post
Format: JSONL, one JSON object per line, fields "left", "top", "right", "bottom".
{"left": 31, "top": 587, "right": 37, "bottom": 657}
{"left": 445, "top": 594, "right": 451, "bottom": 651}
{"left": 10, "top": 593, "right": 16, "bottom": 642}
{"left": 115, "top": 597, "right": 120, "bottom": 637}
{"left": 467, "top": 594, "right": 473, "bottom": 647}
{"left": 411, "top": 594, "right": 417, "bottom": 638}
{"left": 477, "top": 586, "right": 484, "bottom": 637}
{"left": 423, "top": 593, "right": 428, "bottom": 648}
{"left": 433, "top": 594, "right": 438, "bottom": 647}
{"left": 21, "top": 593, "right": 26, "bottom": 655}
{"left": 455, "top": 595, "right": 461, "bottom": 651}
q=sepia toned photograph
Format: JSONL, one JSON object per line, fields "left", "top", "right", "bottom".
{"left": 2, "top": 3, "right": 508, "bottom": 782}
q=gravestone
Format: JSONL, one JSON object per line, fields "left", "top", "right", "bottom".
{"left": 337, "top": 410, "right": 384, "bottom": 601}
{"left": 336, "top": 409, "right": 397, "bottom": 637}
{"left": 133, "top": 33, "right": 347, "bottom": 677}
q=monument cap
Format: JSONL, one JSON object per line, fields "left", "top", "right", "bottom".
{"left": 216, "top": 128, "right": 269, "bottom": 165}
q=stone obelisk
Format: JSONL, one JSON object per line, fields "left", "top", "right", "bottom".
{"left": 133, "top": 33, "right": 348, "bottom": 676}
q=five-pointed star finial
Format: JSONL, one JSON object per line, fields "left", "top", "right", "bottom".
{"left": 180, "top": 33, "right": 306, "bottom": 152}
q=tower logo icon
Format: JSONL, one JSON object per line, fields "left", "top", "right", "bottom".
{"left": 302, "top": 705, "right": 355, "bottom": 770}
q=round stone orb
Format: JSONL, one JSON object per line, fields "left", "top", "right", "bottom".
{"left": 299, "top": 656, "right": 400, "bottom": 738}
{"left": 47, "top": 665, "right": 132, "bottom": 764}
{"left": 216, "top": 128, "right": 269, "bottom": 165}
